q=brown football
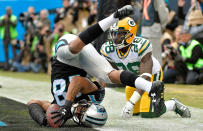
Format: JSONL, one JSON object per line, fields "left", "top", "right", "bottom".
{"left": 46, "top": 104, "right": 61, "bottom": 128}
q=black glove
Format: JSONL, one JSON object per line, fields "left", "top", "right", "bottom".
{"left": 51, "top": 100, "right": 73, "bottom": 127}
{"left": 114, "top": 5, "right": 134, "bottom": 20}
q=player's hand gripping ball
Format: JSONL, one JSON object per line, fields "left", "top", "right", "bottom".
{"left": 46, "top": 104, "right": 61, "bottom": 128}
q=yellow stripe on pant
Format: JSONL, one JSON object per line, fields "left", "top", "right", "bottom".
{"left": 125, "top": 68, "right": 163, "bottom": 115}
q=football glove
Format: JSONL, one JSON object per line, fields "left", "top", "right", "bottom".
{"left": 121, "top": 101, "right": 134, "bottom": 118}
{"left": 114, "top": 5, "right": 134, "bottom": 20}
{"left": 51, "top": 101, "right": 73, "bottom": 127}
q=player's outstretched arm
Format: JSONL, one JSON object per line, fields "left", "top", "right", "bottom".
{"left": 68, "top": 5, "right": 134, "bottom": 54}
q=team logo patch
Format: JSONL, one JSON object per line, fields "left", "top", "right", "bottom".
{"left": 128, "top": 20, "right": 135, "bottom": 27}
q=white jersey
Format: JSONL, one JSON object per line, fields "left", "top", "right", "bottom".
{"left": 100, "top": 36, "right": 161, "bottom": 75}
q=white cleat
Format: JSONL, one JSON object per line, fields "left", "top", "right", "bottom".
{"left": 171, "top": 98, "right": 191, "bottom": 118}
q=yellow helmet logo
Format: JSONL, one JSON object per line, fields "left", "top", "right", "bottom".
{"left": 128, "top": 19, "right": 136, "bottom": 27}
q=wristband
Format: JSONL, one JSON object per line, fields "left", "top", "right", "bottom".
{"left": 140, "top": 73, "right": 152, "bottom": 78}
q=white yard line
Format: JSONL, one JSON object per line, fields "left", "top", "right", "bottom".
{"left": 0, "top": 76, "right": 203, "bottom": 131}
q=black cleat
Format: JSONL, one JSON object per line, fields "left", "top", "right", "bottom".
{"left": 114, "top": 5, "right": 134, "bottom": 20}
{"left": 149, "top": 81, "right": 165, "bottom": 115}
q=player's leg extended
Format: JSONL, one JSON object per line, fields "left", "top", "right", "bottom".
{"left": 79, "top": 44, "right": 115, "bottom": 83}
{"left": 79, "top": 43, "right": 163, "bottom": 97}
{"left": 142, "top": 69, "right": 190, "bottom": 118}
{"left": 170, "top": 98, "right": 191, "bottom": 118}
{"left": 125, "top": 86, "right": 141, "bottom": 115}
{"left": 66, "top": 5, "right": 134, "bottom": 54}
{"left": 141, "top": 98, "right": 190, "bottom": 118}
{"left": 79, "top": 44, "right": 154, "bottom": 89}
{"left": 79, "top": 44, "right": 164, "bottom": 116}
{"left": 27, "top": 100, "right": 51, "bottom": 126}
{"left": 109, "top": 70, "right": 164, "bottom": 94}
{"left": 55, "top": 10, "right": 123, "bottom": 65}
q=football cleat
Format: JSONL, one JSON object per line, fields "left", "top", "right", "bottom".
{"left": 171, "top": 98, "right": 191, "bottom": 118}
{"left": 114, "top": 5, "right": 134, "bottom": 20}
{"left": 149, "top": 81, "right": 165, "bottom": 115}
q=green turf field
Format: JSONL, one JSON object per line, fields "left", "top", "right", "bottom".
{"left": 1, "top": 70, "right": 203, "bottom": 109}
{"left": 0, "top": 70, "right": 50, "bottom": 82}
{"left": 0, "top": 97, "right": 99, "bottom": 131}
{"left": 1, "top": 70, "right": 203, "bottom": 130}
{"left": 114, "top": 84, "right": 203, "bottom": 109}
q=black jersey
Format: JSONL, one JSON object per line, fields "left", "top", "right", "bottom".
{"left": 51, "top": 58, "right": 87, "bottom": 106}
{"left": 51, "top": 58, "right": 105, "bottom": 106}
{"left": 51, "top": 58, "right": 87, "bottom": 80}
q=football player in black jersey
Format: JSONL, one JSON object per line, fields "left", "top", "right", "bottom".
{"left": 27, "top": 5, "right": 164, "bottom": 127}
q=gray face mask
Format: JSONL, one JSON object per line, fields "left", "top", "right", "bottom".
{"left": 110, "top": 30, "right": 131, "bottom": 49}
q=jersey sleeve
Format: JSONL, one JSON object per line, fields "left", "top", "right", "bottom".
{"left": 138, "top": 39, "right": 152, "bottom": 59}
{"left": 100, "top": 42, "right": 114, "bottom": 62}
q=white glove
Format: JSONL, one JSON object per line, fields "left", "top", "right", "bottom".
{"left": 121, "top": 101, "right": 134, "bottom": 118}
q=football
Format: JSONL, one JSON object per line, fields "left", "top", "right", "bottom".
{"left": 46, "top": 104, "right": 61, "bottom": 128}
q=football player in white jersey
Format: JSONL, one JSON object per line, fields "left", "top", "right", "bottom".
{"left": 27, "top": 5, "right": 165, "bottom": 127}
{"left": 100, "top": 17, "right": 191, "bottom": 118}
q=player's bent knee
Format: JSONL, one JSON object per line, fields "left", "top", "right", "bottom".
{"left": 56, "top": 44, "right": 77, "bottom": 62}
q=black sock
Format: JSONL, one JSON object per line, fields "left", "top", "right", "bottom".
{"left": 120, "top": 70, "right": 138, "bottom": 87}
{"left": 28, "top": 103, "right": 47, "bottom": 126}
{"left": 78, "top": 23, "right": 103, "bottom": 45}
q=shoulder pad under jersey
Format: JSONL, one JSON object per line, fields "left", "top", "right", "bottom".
{"left": 100, "top": 41, "right": 115, "bottom": 61}
{"left": 132, "top": 37, "right": 152, "bottom": 58}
